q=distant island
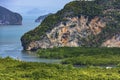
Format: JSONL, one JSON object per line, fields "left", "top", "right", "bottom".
{"left": 35, "top": 13, "right": 52, "bottom": 23}
{"left": 0, "top": 6, "right": 22, "bottom": 25}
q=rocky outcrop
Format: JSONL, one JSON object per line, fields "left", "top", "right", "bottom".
{"left": 0, "top": 6, "right": 22, "bottom": 25}
{"left": 102, "top": 34, "right": 120, "bottom": 47}
{"left": 25, "top": 16, "right": 106, "bottom": 50}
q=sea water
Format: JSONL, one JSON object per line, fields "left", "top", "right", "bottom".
{"left": 0, "top": 17, "right": 59, "bottom": 63}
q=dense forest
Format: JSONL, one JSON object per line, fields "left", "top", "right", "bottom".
{"left": 0, "top": 57, "right": 120, "bottom": 80}
{"left": 37, "top": 47, "right": 120, "bottom": 66}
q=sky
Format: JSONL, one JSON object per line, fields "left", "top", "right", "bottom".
{"left": 0, "top": 0, "right": 72, "bottom": 17}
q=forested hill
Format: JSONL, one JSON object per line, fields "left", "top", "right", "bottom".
{"left": 21, "top": 0, "right": 120, "bottom": 51}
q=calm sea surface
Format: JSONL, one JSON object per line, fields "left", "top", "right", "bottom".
{"left": 0, "top": 17, "right": 59, "bottom": 63}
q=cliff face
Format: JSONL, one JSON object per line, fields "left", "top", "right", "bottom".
{"left": 0, "top": 6, "right": 22, "bottom": 25}
{"left": 21, "top": 0, "right": 120, "bottom": 51}
{"left": 102, "top": 34, "right": 120, "bottom": 47}
{"left": 26, "top": 16, "right": 106, "bottom": 50}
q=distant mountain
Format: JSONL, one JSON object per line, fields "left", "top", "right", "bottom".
{"left": 35, "top": 13, "right": 52, "bottom": 23}
{"left": 0, "top": 6, "right": 22, "bottom": 25}
{"left": 26, "top": 8, "right": 47, "bottom": 16}
{"left": 21, "top": 0, "right": 120, "bottom": 51}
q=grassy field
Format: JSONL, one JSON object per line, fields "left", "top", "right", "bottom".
{"left": 0, "top": 57, "right": 120, "bottom": 80}
{"left": 37, "top": 47, "right": 120, "bottom": 66}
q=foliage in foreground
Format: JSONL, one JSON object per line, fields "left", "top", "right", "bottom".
{"left": 0, "top": 57, "right": 120, "bottom": 80}
{"left": 37, "top": 47, "right": 120, "bottom": 66}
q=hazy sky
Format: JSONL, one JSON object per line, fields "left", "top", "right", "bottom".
{"left": 0, "top": 0, "right": 72, "bottom": 17}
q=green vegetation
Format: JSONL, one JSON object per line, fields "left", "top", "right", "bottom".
{"left": 2, "top": 0, "right": 120, "bottom": 79}
{"left": 37, "top": 47, "right": 120, "bottom": 66}
{"left": 0, "top": 57, "right": 120, "bottom": 80}
{"left": 62, "top": 55, "right": 120, "bottom": 66}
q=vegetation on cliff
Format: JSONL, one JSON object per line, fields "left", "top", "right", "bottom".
{"left": 0, "top": 57, "right": 120, "bottom": 80}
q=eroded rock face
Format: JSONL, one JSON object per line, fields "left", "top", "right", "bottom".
{"left": 102, "top": 34, "right": 120, "bottom": 47}
{"left": 26, "top": 16, "right": 106, "bottom": 50}
{"left": 26, "top": 36, "right": 51, "bottom": 50}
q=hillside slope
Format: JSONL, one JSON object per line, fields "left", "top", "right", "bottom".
{"left": 21, "top": 0, "right": 120, "bottom": 50}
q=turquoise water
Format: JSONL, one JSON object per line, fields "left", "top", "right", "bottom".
{"left": 0, "top": 17, "right": 60, "bottom": 63}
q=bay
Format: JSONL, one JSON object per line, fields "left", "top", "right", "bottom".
{"left": 0, "top": 17, "right": 60, "bottom": 63}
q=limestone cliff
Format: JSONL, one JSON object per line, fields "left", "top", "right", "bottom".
{"left": 0, "top": 6, "right": 22, "bottom": 25}
{"left": 26, "top": 16, "right": 106, "bottom": 50}
{"left": 21, "top": 0, "right": 120, "bottom": 50}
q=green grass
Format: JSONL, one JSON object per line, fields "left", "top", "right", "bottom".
{"left": 0, "top": 57, "right": 120, "bottom": 80}
{"left": 37, "top": 47, "right": 120, "bottom": 66}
